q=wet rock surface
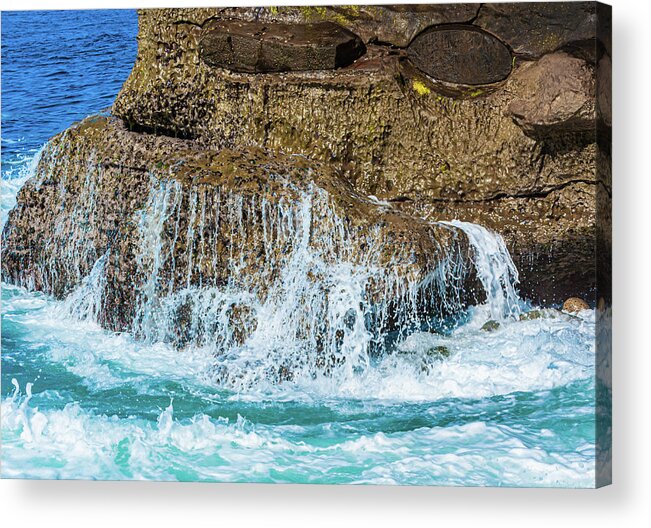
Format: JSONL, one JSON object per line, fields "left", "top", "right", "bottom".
{"left": 481, "top": 320, "right": 500, "bottom": 332}
{"left": 2, "top": 116, "right": 475, "bottom": 342}
{"left": 5, "top": 4, "right": 612, "bottom": 311}
{"left": 161, "top": 5, "right": 480, "bottom": 48}
{"left": 407, "top": 25, "right": 512, "bottom": 85}
{"left": 199, "top": 20, "right": 365, "bottom": 73}
{"left": 562, "top": 297, "right": 590, "bottom": 313}
{"left": 320, "top": 4, "right": 481, "bottom": 47}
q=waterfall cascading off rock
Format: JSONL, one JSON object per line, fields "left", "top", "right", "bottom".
{"left": 127, "top": 177, "right": 473, "bottom": 389}
{"left": 443, "top": 220, "right": 521, "bottom": 321}
{"left": 63, "top": 250, "right": 110, "bottom": 322}
{"left": 2, "top": 117, "right": 523, "bottom": 390}
{"left": 89, "top": 184, "right": 521, "bottom": 390}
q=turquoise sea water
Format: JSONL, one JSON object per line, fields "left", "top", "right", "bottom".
{"left": 1, "top": 10, "right": 600, "bottom": 486}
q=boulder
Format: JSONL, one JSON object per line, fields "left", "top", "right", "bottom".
{"left": 427, "top": 345, "right": 450, "bottom": 359}
{"left": 562, "top": 297, "right": 590, "bottom": 313}
{"left": 481, "top": 320, "right": 500, "bottom": 332}
{"left": 507, "top": 53, "right": 596, "bottom": 139}
{"left": 2, "top": 116, "right": 474, "bottom": 350}
{"left": 199, "top": 20, "right": 365, "bottom": 73}
{"left": 407, "top": 25, "right": 512, "bottom": 86}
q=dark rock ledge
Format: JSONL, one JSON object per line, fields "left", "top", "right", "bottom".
{"left": 199, "top": 20, "right": 366, "bottom": 73}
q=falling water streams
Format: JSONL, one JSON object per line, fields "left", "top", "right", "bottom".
{"left": 443, "top": 220, "right": 521, "bottom": 321}
{"left": 1, "top": 10, "right": 601, "bottom": 486}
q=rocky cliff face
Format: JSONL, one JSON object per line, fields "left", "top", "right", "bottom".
{"left": 2, "top": 3, "right": 611, "bottom": 350}
{"left": 111, "top": 3, "right": 611, "bottom": 303}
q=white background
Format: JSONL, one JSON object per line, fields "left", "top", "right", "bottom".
{"left": 1, "top": 0, "right": 649, "bottom": 526}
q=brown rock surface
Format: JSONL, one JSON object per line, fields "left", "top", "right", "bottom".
{"left": 407, "top": 24, "right": 512, "bottom": 85}
{"left": 507, "top": 52, "right": 596, "bottom": 139}
{"left": 199, "top": 20, "right": 365, "bottom": 73}
{"left": 475, "top": 2, "right": 599, "bottom": 60}
{"left": 110, "top": 7, "right": 601, "bottom": 302}
{"left": 138, "top": 5, "right": 480, "bottom": 48}
{"left": 1, "top": 116, "right": 474, "bottom": 343}
{"left": 562, "top": 297, "right": 590, "bottom": 313}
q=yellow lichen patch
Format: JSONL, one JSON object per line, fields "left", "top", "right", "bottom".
{"left": 412, "top": 80, "right": 430, "bottom": 96}
{"left": 333, "top": 5, "right": 360, "bottom": 22}
{"left": 300, "top": 6, "right": 328, "bottom": 20}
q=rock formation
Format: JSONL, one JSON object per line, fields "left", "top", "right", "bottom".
{"left": 2, "top": 3, "right": 612, "bottom": 349}
{"left": 2, "top": 116, "right": 474, "bottom": 356}
{"left": 109, "top": 4, "right": 610, "bottom": 303}
{"left": 199, "top": 20, "right": 366, "bottom": 73}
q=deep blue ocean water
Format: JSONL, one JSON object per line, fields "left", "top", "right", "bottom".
{"left": 1, "top": 10, "right": 599, "bottom": 486}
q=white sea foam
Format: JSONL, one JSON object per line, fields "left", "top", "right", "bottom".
{"left": 2, "top": 283, "right": 595, "bottom": 402}
{"left": 1, "top": 146, "right": 44, "bottom": 228}
{"left": 287, "top": 304, "right": 595, "bottom": 402}
{"left": 2, "top": 275, "right": 596, "bottom": 486}
{"left": 3, "top": 284, "right": 217, "bottom": 391}
{"left": 1, "top": 383, "right": 594, "bottom": 486}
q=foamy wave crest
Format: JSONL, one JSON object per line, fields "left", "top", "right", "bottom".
{"left": 3, "top": 283, "right": 595, "bottom": 402}
{"left": 1, "top": 381, "right": 594, "bottom": 486}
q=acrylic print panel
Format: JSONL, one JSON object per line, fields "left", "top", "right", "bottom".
{"left": 0, "top": 3, "right": 611, "bottom": 487}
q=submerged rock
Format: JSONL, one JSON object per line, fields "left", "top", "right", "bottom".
{"left": 481, "top": 320, "right": 500, "bottom": 332}
{"left": 427, "top": 345, "right": 451, "bottom": 359}
{"left": 396, "top": 334, "right": 451, "bottom": 374}
{"left": 519, "top": 310, "right": 544, "bottom": 321}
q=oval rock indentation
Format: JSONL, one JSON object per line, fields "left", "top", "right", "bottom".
{"left": 199, "top": 20, "right": 365, "bottom": 73}
{"left": 407, "top": 25, "right": 512, "bottom": 85}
